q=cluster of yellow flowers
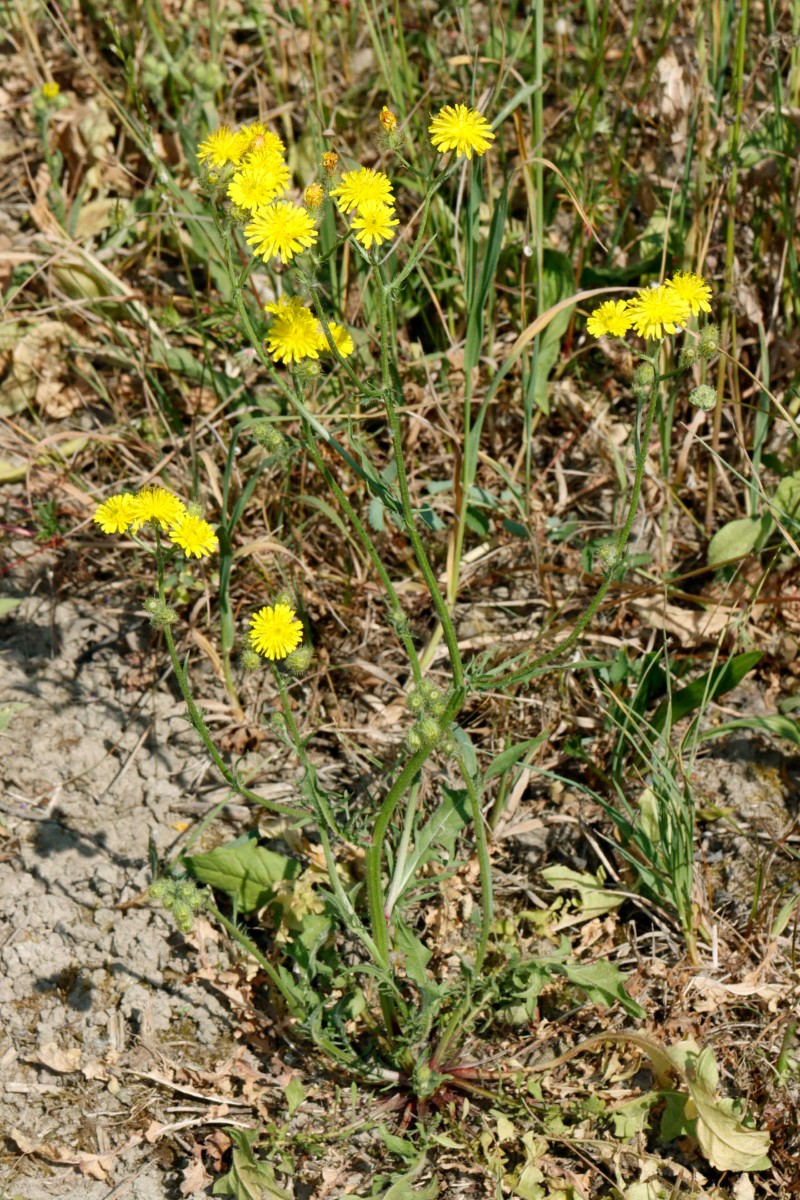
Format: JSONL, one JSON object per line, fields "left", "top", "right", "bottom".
{"left": 331, "top": 165, "right": 399, "bottom": 251}
{"left": 93, "top": 487, "right": 219, "bottom": 559}
{"left": 264, "top": 296, "right": 354, "bottom": 366}
{"left": 587, "top": 272, "right": 713, "bottom": 341}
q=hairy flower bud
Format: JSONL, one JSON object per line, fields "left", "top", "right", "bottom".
{"left": 407, "top": 688, "right": 426, "bottom": 714}
{"left": 239, "top": 647, "right": 262, "bottom": 672}
{"left": 284, "top": 644, "right": 314, "bottom": 675}
{"left": 251, "top": 420, "right": 285, "bottom": 453}
{"left": 689, "top": 384, "right": 717, "bottom": 411}
{"left": 595, "top": 540, "right": 621, "bottom": 571}
{"left": 697, "top": 323, "right": 720, "bottom": 359}
{"left": 632, "top": 362, "right": 656, "bottom": 398}
{"left": 304, "top": 183, "right": 324, "bottom": 210}
{"left": 679, "top": 344, "right": 697, "bottom": 370}
{"left": 144, "top": 596, "right": 178, "bottom": 629}
{"left": 322, "top": 151, "right": 339, "bottom": 174}
{"left": 379, "top": 105, "right": 398, "bottom": 133}
{"left": 406, "top": 726, "right": 423, "bottom": 752}
{"left": 418, "top": 717, "right": 441, "bottom": 746}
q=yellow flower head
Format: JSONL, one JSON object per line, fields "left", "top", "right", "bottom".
{"left": 586, "top": 299, "right": 632, "bottom": 339}
{"left": 93, "top": 493, "right": 136, "bottom": 534}
{"left": 244, "top": 201, "right": 318, "bottom": 263}
{"left": 227, "top": 156, "right": 290, "bottom": 212}
{"left": 197, "top": 126, "right": 244, "bottom": 169}
{"left": 322, "top": 151, "right": 339, "bottom": 174}
{"left": 429, "top": 103, "right": 495, "bottom": 160}
{"left": 266, "top": 305, "right": 325, "bottom": 365}
{"left": 665, "top": 271, "right": 713, "bottom": 316}
{"left": 304, "top": 183, "right": 324, "bottom": 209}
{"left": 249, "top": 603, "right": 304, "bottom": 660}
{"left": 626, "top": 285, "right": 691, "bottom": 340}
{"left": 42, "top": 81, "right": 60, "bottom": 100}
{"left": 169, "top": 514, "right": 219, "bottom": 559}
{"left": 351, "top": 200, "right": 399, "bottom": 250}
{"left": 324, "top": 321, "right": 354, "bottom": 358}
{"left": 379, "top": 105, "right": 398, "bottom": 133}
{"left": 264, "top": 295, "right": 306, "bottom": 316}
{"left": 130, "top": 487, "right": 187, "bottom": 532}
{"left": 331, "top": 167, "right": 394, "bottom": 214}
{"left": 237, "top": 122, "right": 285, "bottom": 160}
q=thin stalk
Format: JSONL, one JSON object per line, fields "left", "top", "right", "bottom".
{"left": 479, "top": 366, "right": 660, "bottom": 691}
{"left": 206, "top": 898, "right": 306, "bottom": 1018}
{"left": 458, "top": 756, "right": 493, "bottom": 975}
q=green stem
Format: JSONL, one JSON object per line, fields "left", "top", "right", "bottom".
{"left": 377, "top": 274, "right": 464, "bottom": 689}
{"left": 206, "top": 898, "right": 306, "bottom": 1018}
{"left": 479, "top": 369, "right": 660, "bottom": 691}
{"left": 458, "top": 757, "right": 493, "bottom": 975}
{"left": 154, "top": 543, "right": 308, "bottom": 821}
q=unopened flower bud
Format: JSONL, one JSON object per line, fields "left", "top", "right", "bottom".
{"left": 407, "top": 688, "right": 426, "bottom": 714}
{"left": 406, "top": 726, "right": 423, "bottom": 752}
{"left": 689, "top": 384, "right": 717, "bottom": 411}
{"left": 239, "top": 647, "right": 262, "bottom": 672}
{"left": 144, "top": 596, "right": 178, "bottom": 629}
{"left": 595, "top": 540, "right": 621, "bottom": 571}
{"left": 322, "top": 151, "right": 339, "bottom": 174}
{"left": 418, "top": 717, "right": 441, "bottom": 746}
{"left": 379, "top": 105, "right": 397, "bottom": 133}
{"left": 285, "top": 644, "right": 314, "bottom": 675}
{"left": 632, "top": 362, "right": 656, "bottom": 398}
{"left": 274, "top": 591, "right": 292, "bottom": 609}
{"left": 42, "top": 81, "right": 60, "bottom": 100}
{"left": 679, "top": 344, "right": 697, "bottom": 370}
{"left": 251, "top": 420, "right": 284, "bottom": 453}
{"left": 172, "top": 899, "right": 194, "bottom": 932}
{"left": 304, "top": 183, "right": 324, "bottom": 209}
{"left": 149, "top": 879, "right": 170, "bottom": 902}
{"left": 697, "top": 323, "right": 720, "bottom": 359}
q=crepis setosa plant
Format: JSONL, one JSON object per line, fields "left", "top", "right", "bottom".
{"left": 90, "top": 100, "right": 739, "bottom": 1132}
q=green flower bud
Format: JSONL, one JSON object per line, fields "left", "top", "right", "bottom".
{"left": 144, "top": 596, "right": 178, "bottom": 629}
{"left": 418, "top": 717, "right": 441, "bottom": 746}
{"left": 273, "top": 591, "right": 292, "bottom": 609}
{"left": 697, "top": 323, "right": 720, "bottom": 359}
{"left": 149, "top": 879, "right": 171, "bottom": 902}
{"left": 679, "top": 344, "right": 697, "bottom": 370}
{"left": 285, "top": 644, "right": 314, "bottom": 675}
{"left": 689, "top": 384, "right": 717, "bottom": 411}
{"left": 407, "top": 688, "right": 426, "bottom": 714}
{"left": 406, "top": 726, "right": 423, "bottom": 752}
{"left": 632, "top": 362, "right": 656, "bottom": 398}
{"left": 172, "top": 899, "right": 194, "bottom": 932}
{"left": 239, "top": 647, "right": 262, "bottom": 672}
{"left": 595, "top": 540, "right": 621, "bottom": 571}
{"left": 251, "top": 421, "right": 285, "bottom": 453}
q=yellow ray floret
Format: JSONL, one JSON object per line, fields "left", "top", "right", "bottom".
{"left": 351, "top": 201, "right": 399, "bottom": 250}
{"left": 130, "top": 487, "right": 187, "bottom": 532}
{"left": 428, "top": 104, "right": 495, "bottom": 160}
{"left": 249, "top": 603, "right": 304, "bottom": 660}
{"left": 93, "top": 493, "right": 136, "bottom": 534}
{"left": 227, "top": 156, "right": 290, "bottom": 212}
{"left": 325, "top": 322, "right": 354, "bottom": 358}
{"left": 266, "top": 305, "right": 325, "bottom": 365}
{"left": 665, "top": 271, "right": 713, "bottom": 316}
{"left": 244, "top": 201, "right": 318, "bottom": 263}
{"left": 587, "top": 300, "right": 632, "bottom": 339}
{"left": 331, "top": 167, "right": 394, "bottom": 214}
{"left": 236, "top": 123, "right": 286, "bottom": 160}
{"left": 169, "top": 514, "right": 219, "bottom": 559}
{"left": 197, "top": 126, "right": 244, "bottom": 169}
{"left": 626, "top": 285, "right": 691, "bottom": 340}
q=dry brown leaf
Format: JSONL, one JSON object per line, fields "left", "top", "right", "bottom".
{"left": 34, "top": 1041, "right": 82, "bottom": 1073}
{"left": 10, "top": 1127, "right": 141, "bottom": 1181}
{"left": 630, "top": 596, "right": 743, "bottom": 645}
{"left": 180, "top": 1144, "right": 213, "bottom": 1195}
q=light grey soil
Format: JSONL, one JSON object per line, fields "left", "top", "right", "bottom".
{"left": 0, "top": 597, "right": 246, "bottom": 1199}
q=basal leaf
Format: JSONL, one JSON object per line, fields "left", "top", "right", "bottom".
{"left": 188, "top": 835, "right": 300, "bottom": 913}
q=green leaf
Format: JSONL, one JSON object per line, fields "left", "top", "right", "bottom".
{"left": 391, "top": 787, "right": 470, "bottom": 903}
{"left": 284, "top": 1076, "right": 305, "bottom": 1117}
{"left": 377, "top": 1124, "right": 419, "bottom": 1161}
{"left": 0, "top": 598, "right": 22, "bottom": 618}
{"left": 558, "top": 960, "right": 645, "bottom": 1019}
{"left": 650, "top": 651, "right": 762, "bottom": 733}
{"left": 701, "top": 712, "right": 800, "bottom": 748}
{"left": 689, "top": 1080, "right": 771, "bottom": 1172}
{"left": 541, "top": 866, "right": 624, "bottom": 917}
{"left": 211, "top": 1129, "right": 292, "bottom": 1199}
{"left": 773, "top": 468, "right": 800, "bottom": 523}
{"left": 707, "top": 515, "right": 769, "bottom": 566}
{"left": 608, "top": 1093, "right": 659, "bottom": 1139}
{"left": 188, "top": 835, "right": 300, "bottom": 914}
{"left": 483, "top": 733, "right": 549, "bottom": 784}
{"left": 532, "top": 250, "right": 576, "bottom": 414}
{"left": 392, "top": 915, "right": 433, "bottom": 990}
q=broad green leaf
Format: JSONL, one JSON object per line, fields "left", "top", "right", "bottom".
{"left": 211, "top": 1129, "right": 291, "bottom": 1199}
{"left": 188, "top": 835, "right": 300, "bottom": 913}
{"left": 284, "top": 1076, "right": 305, "bottom": 1117}
{"left": 0, "top": 598, "right": 22, "bottom": 618}
{"left": 483, "top": 733, "right": 549, "bottom": 783}
{"left": 651, "top": 651, "right": 762, "bottom": 733}
{"left": 377, "top": 1124, "right": 419, "bottom": 1161}
{"left": 773, "top": 468, "right": 800, "bottom": 523}
{"left": 391, "top": 787, "right": 470, "bottom": 903}
{"left": 707, "top": 515, "right": 768, "bottom": 566}
{"left": 541, "top": 865, "right": 624, "bottom": 917}
{"left": 690, "top": 1085, "right": 771, "bottom": 1172}
{"left": 608, "top": 1092, "right": 659, "bottom": 1139}
{"left": 392, "top": 915, "right": 433, "bottom": 990}
{"left": 559, "top": 960, "right": 645, "bottom": 1019}
{"left": 659, "top": 1090, "right": 694, "bottom": 1142}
